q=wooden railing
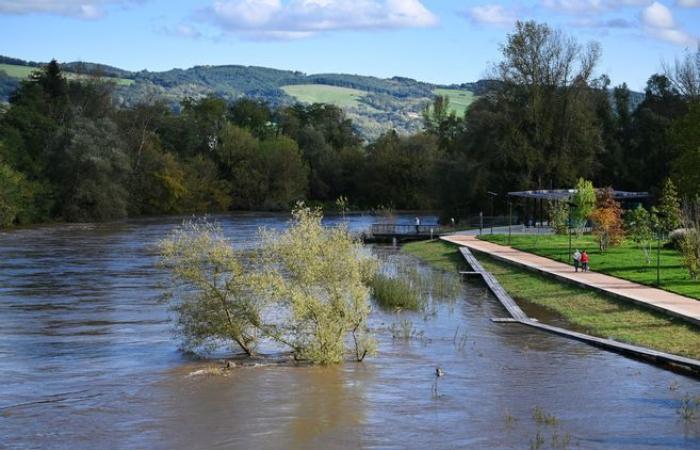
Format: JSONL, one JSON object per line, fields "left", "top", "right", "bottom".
{"left": 370, "top": 223, "right": 442, "bottom": 236}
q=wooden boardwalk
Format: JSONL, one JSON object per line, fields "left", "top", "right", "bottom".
{"left": 443, "top": 235, "right": 700, "bottom": 327}
{"left": 451, "top": 244, "right": 700, "bottom": 376}
{"left": 366, "top": 224, "right": 442, "bottom": 242}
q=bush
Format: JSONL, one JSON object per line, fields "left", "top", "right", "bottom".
{"left": 667, "top": 228, "right": 688, "bottom": 250}
{"left": 680, "top": 201, "right": 700, "bottom": 280}
{"left": 680, "top": 229, "right": 700, "bottom": 280}
{"left": 370, "top": 273, "right": 422, "bottom": 310}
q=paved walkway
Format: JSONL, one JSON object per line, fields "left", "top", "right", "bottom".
{"left": 441, "top": 235, "right": 700, "bottom": 327}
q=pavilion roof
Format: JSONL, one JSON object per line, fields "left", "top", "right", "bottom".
{"left": 507, "top": 189, "right": 648, "bottom": 202}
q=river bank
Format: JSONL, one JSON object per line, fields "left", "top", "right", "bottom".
{"left": 403, "top": 240, "right": 700, "bottom": 360}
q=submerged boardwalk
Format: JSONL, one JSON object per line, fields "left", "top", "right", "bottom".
{"left": 450, "top": 244, "right": 700, "bottom": 376}
{"left": 442, "top": 235, "right": 700, "bottom": 327}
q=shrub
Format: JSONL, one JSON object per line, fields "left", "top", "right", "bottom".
{"left": 668, "top": 228, "right": 688, "bottom": 250}
{"left": 680, "top": 201, "right": 700, "bottom": 280}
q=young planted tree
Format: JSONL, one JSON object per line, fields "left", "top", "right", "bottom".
{"left": 589, "top": 188, "right": 624, "bottom": 252}
{"left": 625, "top": 205, "right": 656, "bottom": 265}
{"left": 680, "top": 201, "right": 700, "bottom": 280}
{"left": 572, "top": 178, "right": 596, "bottom": 233}
{"left": 658, "top": 177, "right": 683, "bottom": 234}
{"left": 547, "top": 201, "right": 569, "bottom": 235}
{"left": 261, "top": 204, "right": 378, "bottom": 364}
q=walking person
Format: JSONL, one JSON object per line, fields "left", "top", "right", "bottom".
{"left": 573, "top": 249, "right": 581, "bottom": 272}
{"left": 580, "top": 250, "right": 589, "bottom": 272}
{"left": 415, "top": 217, "right": 421, "bottom": 234}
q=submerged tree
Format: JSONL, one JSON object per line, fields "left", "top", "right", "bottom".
{"left": 160, "top": 206, "right": 378, "bottom": 364}
{"left": 261, "top": 205, "right": 378, "bottom": 364}
{"left": 160, "top": 220, "right": 268, "bottom": 355}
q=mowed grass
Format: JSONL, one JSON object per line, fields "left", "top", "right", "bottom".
{"left": 282, "top": 84, "right": 369, "bottom": 108}
{"left": 0, "top": 63, "right": 134, "bottom": 86}
{"left": 480, "top": 234, "right": 700, "bottom": 301}
{"left": 403, "top": 239, "right": 466, "bottom": 273}
{"left": 432, "top": 88, "right": 476, "bottom": 116}
{"left": 404, "top": 240, "right": 700, "bottom": 359}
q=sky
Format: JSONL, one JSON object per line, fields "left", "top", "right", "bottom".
{"left": 0, "top": 0, "right": 699, "bottom": 90}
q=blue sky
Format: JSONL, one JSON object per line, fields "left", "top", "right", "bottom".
{"left": 1, "top": 0, "right": 699, "bottom": 90}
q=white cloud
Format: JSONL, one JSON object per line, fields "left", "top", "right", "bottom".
{"left": 201, "top": 0, "right": 439, "bottom": 40}
{"left": 541, "top": 0, "right": 652, "bottom": 14}
{"left": 570, "top": 17, "right": 634, "bottom": 28}
{"left": 0, "top": 0, "right": 143, "bottom": 19}
{"left": 642, "top": 1, "right": 697, "bottom": 46}
{"left": 466, "top": 4, "right": 516, "bottom": 27}
{"left": 641, "top": 1, "right": 674, "bottom": 27}
{"left": 676, "top": 0, "right": 700, "bottom": 7}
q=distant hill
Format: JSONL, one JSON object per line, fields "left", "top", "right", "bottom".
{"left": 0, "top": 55, "right": 480, "bottom": 139}
{"left": 0, "top": 55, "right": 644, "bottom": 140}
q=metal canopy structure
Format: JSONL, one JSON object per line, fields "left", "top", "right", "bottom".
{"left": 507, "top": 189, "right": 649, "bottom": 202}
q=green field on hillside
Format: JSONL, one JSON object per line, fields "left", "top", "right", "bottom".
{"left": 282, "top": 84, "right": 369, "bottom": 108}
{"left": 432, "top": 88, "right": 476, "bottom": 116}
{"left": 0, "top": 63, "right": 134, "bottom": 86}
{"left": 0, "top": 63, "right": 36, "bottom": 78}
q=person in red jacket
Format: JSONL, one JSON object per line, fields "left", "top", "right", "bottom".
{"left": 580, "top": 250, "right": 589, "bottom": 272}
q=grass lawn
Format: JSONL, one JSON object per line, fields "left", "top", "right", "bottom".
{"left": 0, "top": 63, "right": 134, "bottom": 86}
{"left": 282, "top": 84, "right": 370, "bottom": 109}
{"left": 432, "top": 88, "right": 476, "bottom": 116}
{"left": 403, "top": 240, "right": 700, "bottom": 360}
{"left": 403, "top": 240, "right": 466, "bottom": 273}
{"left": 480, "top": 234, "right": 700, "bottom": 301}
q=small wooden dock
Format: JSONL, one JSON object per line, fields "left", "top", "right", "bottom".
{"left": 455, "top": 245, "right": 700, "bottom": 377}
{"left": 366, "top": 224, "right": 442, "bottom": 243}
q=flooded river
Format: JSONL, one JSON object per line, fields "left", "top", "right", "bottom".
{"left": 0, "top": 214, "right": 698, "bottom": 449}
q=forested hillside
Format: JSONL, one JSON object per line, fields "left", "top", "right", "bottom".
{"left": 0, "top": 55, "right": 478, "bottom": 140}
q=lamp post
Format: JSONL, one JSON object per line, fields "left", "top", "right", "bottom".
{"left": 654, "top": 211, "right": 667, "bottom": 287}
{"left": 487, "top": 191, "right": 498, "bottom": 234}
{"left": 657, "top": 229, "right": 661, "bottom": 286}
{"left": 508, "top": 199, "right": 513, "bottom": 245}
{"left": 566, "top": 201, "right": 577, "bottom": 264}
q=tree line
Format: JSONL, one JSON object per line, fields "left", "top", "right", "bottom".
{"left": 1, "top": 21, "right": 700, "bottom": 227}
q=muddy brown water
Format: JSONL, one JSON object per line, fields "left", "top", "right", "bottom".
{"left": 0, "top": 214, "right": 699, "bottom": 449}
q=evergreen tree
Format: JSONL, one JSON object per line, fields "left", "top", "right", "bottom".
{"left": 658, "top": 177, "right": 683, "bottom": 233}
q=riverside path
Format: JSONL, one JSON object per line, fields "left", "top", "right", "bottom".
{"left": 441, "top": 234, "right": 700, "bottom": 327}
